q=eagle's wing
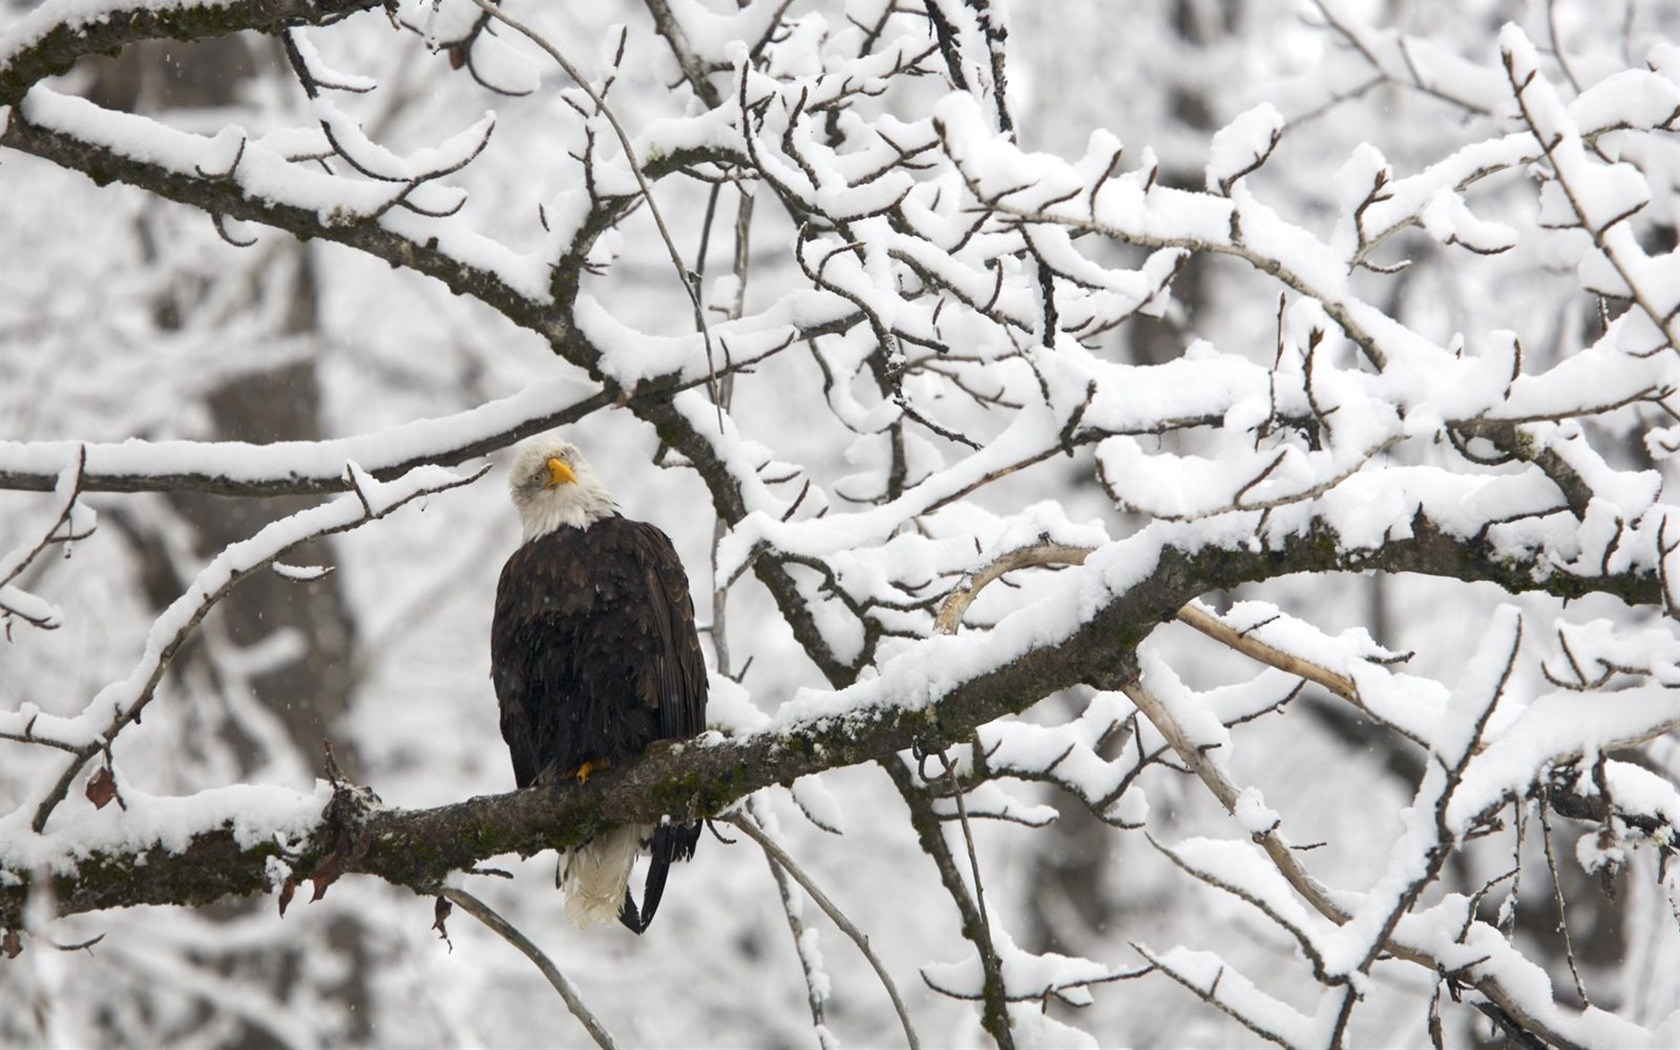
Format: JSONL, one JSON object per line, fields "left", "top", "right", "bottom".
{"left": 491, "top": 539, "right": 551, "bottom": 789}
{"left": 626, "top": 520, "right": 707, "bottom": 932}
{"left": 630, "top": 520, "right": 708, "bottom": 743}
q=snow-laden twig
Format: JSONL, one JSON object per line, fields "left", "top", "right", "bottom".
{"left": 0, "top": 386, "right": 584, "bottom": 496}
{"left": 1122, "top": 679, "right": 1342, "bottom": 917}
{"left": 436, "top": 886, "right": 617, "bottom": 1050}
{"left": 461, "top": 0, "right": 724, "bottom": 420}
{"left": 1175, "top": 601, "right": 1430, "bottom": 749}
{"left": 1503, "top": 27, "right": 1680, "bottom": 358}
{"left": 641, "top": 0, "right": 724, "bottom": 108}
{"left": 1146, "top": 835, "right": 1339, "bottom": 986}
{"left": 1322, "top": 610, "right": 1519, "bottom": 988}
{"left": 0, "top": 444, "right": 87, "bottom": 633}
{"left": 1131, "top": 943, "right": 1318, "bottom": 1047}
{"left": 28, "top": 462, "right": 486, "bottom": 832}
{"left": 1308, "top": 1, "right": 1506, "bottom": 115}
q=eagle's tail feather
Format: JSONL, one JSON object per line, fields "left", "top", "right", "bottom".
{"left": 618, "top": 887, "right": 641, "bottom": 934}
{"left": 617, "top": 823, "right": 701, "bottom": 935}
{"left": 616, "top": 888, "right": 643, "bottom": 934}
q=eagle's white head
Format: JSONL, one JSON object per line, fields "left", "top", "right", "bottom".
{"left": 507, "top": 437, "right": 617, "bottom": 541}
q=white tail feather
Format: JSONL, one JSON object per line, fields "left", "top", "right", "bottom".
{"left": 559, "top": 826, "right": 645, "bottom": 927}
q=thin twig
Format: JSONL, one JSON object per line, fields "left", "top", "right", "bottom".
{"left": 746, "top": 796, "right": 836, "bottom": 1048}
{"left": 885, "top": 760, "right": 1012, "bottom": 1047}
{"left": 706, "top": 189, "right": 756, "bottom": 678}
{"left": 1537, "top": 787, "right": 1592, "bottom": 1007}
{"left": 437, "top": 887, "right": 618, "bottom": 1049}
{"left": 463, "top": 0, "right": 725, "bottom": 425}
{"left": 1175, "top": 602, "right": 1428, "bottom": 750}
{"left": 728, "top": 811, "right": 922, "bottom": 1050}
{"left": 924, "top": 747, "right": 995, "bottom": 984}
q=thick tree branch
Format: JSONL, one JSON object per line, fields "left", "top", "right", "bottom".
{"left": 3, "top": 507, "right": 1660, "bottom": 929}
{"left": 0, "top": 0, "right": 385, "bottom": 108}
{"left": 0, "top": 391, "right": 610, "bottom": 496}
{"left": 0, "top": 108, "right": 572, "bottom": 345}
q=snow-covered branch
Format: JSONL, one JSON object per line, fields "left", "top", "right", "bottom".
{"left": 0, "top": 390, "right": 604, "bottom": 495}
{"left": 5, "top": 496, "right": 1644, "bottom": 898}
{"left": 0, "top": 444, "right": 88, "bottom": 633}
{"left": 0, "top": 0, "right": 384, "bottom": 108}
{"left": 13, "top": 462, "right": 486, "bottom": 833}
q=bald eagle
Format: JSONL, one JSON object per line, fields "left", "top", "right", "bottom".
{"left": 493, "top": 437, "right": 708, "bottom": 933}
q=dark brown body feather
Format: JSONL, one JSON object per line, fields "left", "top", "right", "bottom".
{"left": 492, "top": 514, "right": 707, "bottom": 932}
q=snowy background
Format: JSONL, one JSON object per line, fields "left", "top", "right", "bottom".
{"left": 5, "top": 0, "right": 1680, "bottom": 1046}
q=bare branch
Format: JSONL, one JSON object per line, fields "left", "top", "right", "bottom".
{"left": 731, "top": 807, "right": 921, "bottom": 1050}
{"left": 437, "top": 887, "right": 618, "bottom": 1049}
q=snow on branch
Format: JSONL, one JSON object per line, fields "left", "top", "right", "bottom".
{"left": 0, "top": 0, "right": 385, "bottom": 108}
{"left": 0, "top": 444, "right": 89, "bottom": 634}
{"left": 0, "top": 382, "right": 609, "bottom": 496}
{"left": 19, "top": 462, "right": 487, "bottom": 834}
{"left": 0, "top": 89, "right": 562, "bottom": 336}
{"left": 1504, "top": 26, "right": 1680, "bottom": 357}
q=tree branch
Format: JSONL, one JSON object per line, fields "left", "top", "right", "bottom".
{"left": 436, "top": 887, "right": 618, "bottom": 1049}
{"left": 730, "top": 808, "right": 920, "bottom": 1050}
{"left": 0, "top": 105, "right": 572, "bottom": 345}
{"left": 4, "top": 502, "right": 1665, "bottom": 925}
{"left": 0, "top": 391, "right": 610, "bottom": 496}
{"left": 0, "top": 0, "right": 385, "bottom": 108}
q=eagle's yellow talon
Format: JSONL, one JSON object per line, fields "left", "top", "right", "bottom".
{"left": 573, "top": 759, "right": 610, "bottom": 782}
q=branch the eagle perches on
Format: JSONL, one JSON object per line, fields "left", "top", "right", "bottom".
{"left": 5, "top": 515, "right": 1671, "bottom": 1049}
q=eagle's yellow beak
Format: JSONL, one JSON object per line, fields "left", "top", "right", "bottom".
{"left": 545, "top": 457, "right": 578, "bottom": 487}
